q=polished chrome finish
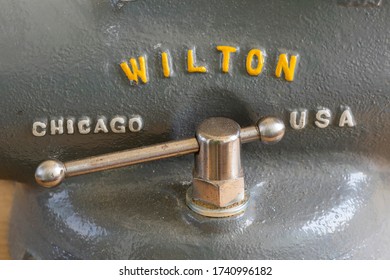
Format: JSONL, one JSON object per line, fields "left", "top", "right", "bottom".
{"left": 35, "top": 117, "right": 285, "bottom": 193}
{"left": 36, "top": 138, "right": 198, "bottom": 188}
{"left": 195, "top": 118, "right": 241, "bottom": 180}
{"left": 35, "top": 159, "right": 66, "bottom": 188}
{"left": 65, "top": 138, "right": 198, "bottom": 177}
{"left": 257, "top": 117, "right": 286, "bottom": 144}
{"left": 240, "top": 125, "right": 260, "bottom": 143}
{"left": 186, "top": 187, "right": 249, "bottom": 218}
{"left": 192, "top": 118, "right": 245, "bottom": 209}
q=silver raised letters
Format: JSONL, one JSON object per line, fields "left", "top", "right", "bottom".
{"left": 94, "top": 117, "right": 109, "bottom": 134}
{"left": 50, "top": 119, "right": 64, "bottom": 135}
{"left": 129, "top": 115, "right": 144, "bottom": 132}
{"left": 33, "top": 115, "right": 144, "bottom": 137}
{"left": 32, "top": 121, "right": 47, "bottom": 137}
{"left": 289, "top": 107, "right": 356, "bottom": 129}
{"left": 290, "top": 110, "right": 308, "bottom": 130}
{"left": 67, "top": 119, "right": 75, "bottom": 135}
{"left": 78, "top": 118, "right": 91, "bottom": 135}
{"left": 315, "top": 108, "right": 331, "bottom": 128}
{"left": 110, "top": 116, "right": 126, "bottom": 133}
{"left": 339, "top": 108, "right": 356, "bottom": 127}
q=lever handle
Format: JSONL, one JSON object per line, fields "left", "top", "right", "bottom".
{"left": 35, "top": 117, "right": 285, "bottom": 188}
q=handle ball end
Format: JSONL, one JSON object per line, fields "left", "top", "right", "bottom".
{"left": 257, "top": 117, "right": 285, "bottom": 144}
{"left": 35, "top": 160, "right": 65, "bottom": 188}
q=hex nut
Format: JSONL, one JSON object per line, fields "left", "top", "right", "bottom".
{"left": 192, "top": 176, "right": 245, "bottom": 208}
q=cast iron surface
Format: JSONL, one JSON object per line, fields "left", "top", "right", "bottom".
{"left": 9, "top": 152, "right": 390, "bottom": 259}
{"left": 0, "top": 0, "right": 389, "bottom": 179}
{"left": 1, "top": 0, "right": 390, "bottom": 258}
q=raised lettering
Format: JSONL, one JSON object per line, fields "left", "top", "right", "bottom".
{"left": 50, "top": 119, "right": 64, "bottom": 135}
{"left": 94, "top": 118, "right": 109, "bottom": 133}
{"left": 246, "top": 49, "right": 264, "bottom": 76}
{"left": 216, "top": 46, "right": 237, "bottom": 73}
{"left": 161, "top": 52, "right": 171, "bottom": 78}
{"left": 32, "top": 121, "right": 47, "bottom": 137}
{"left": 315, "top": 109, "right": 331, "bottom": 128}
{"left": 339, "top": 108, "right": 356, "bottom": 127}
{"left": 66, "top": 118, "right": 75, "bottom": 134}
{"left": 129, "top": 115, "right": 144, "bottom": 132}
{"left": 290, "top": 110, "right": 308, "bottom": 130}
{"left": 187, "top": 49, "right": 207, "bottom": 73}
{"left": 110, "top": 116, "right": 126, "bottom": 133}
{"left": 78, "top": 118, "right": 91, "bottom": 135}
{"left": 275, "top": 53, "right": 298, "bottom": 82}
{"left": 120, "top": 56, "right": 148, "bottom": 84}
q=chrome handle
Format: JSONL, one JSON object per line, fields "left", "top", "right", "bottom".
{"left": 35, "top": 117, "right": 285, "bottom": 189}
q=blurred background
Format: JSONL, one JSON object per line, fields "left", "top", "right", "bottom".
{"left": 0, "top": 181, "right": 14, "bottom": 260}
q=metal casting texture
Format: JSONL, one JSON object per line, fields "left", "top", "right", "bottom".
{"left": 1, "top": 0, "right": 389, "bottom": 259}
{"left": 1, "top": 0, "right": 389, "bottom": 180}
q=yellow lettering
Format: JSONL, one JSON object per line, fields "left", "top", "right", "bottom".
{"left": 120, "top": 56, "right": 148, "bottom": 84}
{"left": 246, "top": 49, "right": 264, "bottom": 76}
{"left": 161, "top": 52, "right": 171, "bottom": 78}
{"left": 275, "top": 53, "right": 297, "bottom": 82}
{"left": 187, "top": 49, "right": 207, "bottom": 73}
{"left": 216, "top": 46, "right": 237, "bottom": 73}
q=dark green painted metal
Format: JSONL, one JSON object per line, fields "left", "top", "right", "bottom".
{"left": 1, "top": 0, "right": 389, "bottom": 259}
